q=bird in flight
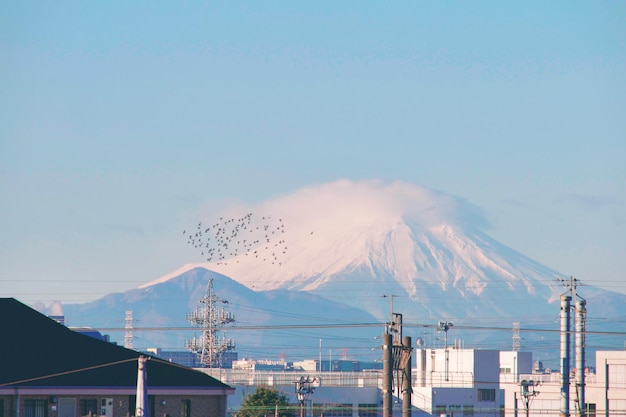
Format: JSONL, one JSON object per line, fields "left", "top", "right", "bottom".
{"left": 183, "top": 212, "right": 288, "bottom": 266}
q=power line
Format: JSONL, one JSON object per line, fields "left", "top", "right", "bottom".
{"left": 93, "top": 323, "right": 384, "bottom": 332}
{"left": 0, "top": 357, "right": 138, "bottom": 387}
{"left": 84, "top": 322, "right": 626, "bottom": 337}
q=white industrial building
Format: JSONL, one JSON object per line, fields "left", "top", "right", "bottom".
{"left": 411, "top": 347, "right": 506, "bottom": 417}
{"left": 506, "top": 350, "right": 626, "bottom": 417}
{"left": 200, "top": 348, "right": 626, "bottom": 417}
{"left": 204, "top": 347, "right": 513, "bottom": 417}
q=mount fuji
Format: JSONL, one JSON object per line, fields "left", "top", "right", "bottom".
{"left": 57, "top": 180, "right": 626, "bottom": 365}
{"left": 147, "top": 180, "right": 624, "bottom": 320}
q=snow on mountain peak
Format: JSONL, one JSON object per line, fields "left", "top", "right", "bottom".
{"left": 144, "top": 179, "right": 562, "bottom": 317}
{"left": 269, "top": 179, "right": 488, "bottom": 230}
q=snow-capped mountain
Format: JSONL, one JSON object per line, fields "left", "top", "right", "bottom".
{"left": 145, "top": 180, "right": 581, "bottom": 322}
{"left": 61, "top": 268, "right": 382, "bottom": 361}
{"left": 57, "top": 179, "right": 626, "bottom": 366}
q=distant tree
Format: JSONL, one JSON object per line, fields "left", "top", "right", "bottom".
{"left": 238, "top": 386, "right": 295, "bottom": 417}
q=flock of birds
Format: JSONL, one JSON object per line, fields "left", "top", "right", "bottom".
{"left": 183, "top": 213, "right": 287, "bottom": 266}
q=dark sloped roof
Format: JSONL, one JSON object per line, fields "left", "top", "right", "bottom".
{"left": 0, "top": 298, "right": 230, "bottom": 389}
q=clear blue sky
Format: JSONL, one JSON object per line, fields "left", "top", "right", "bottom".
{"left": 1, "top": 1, "right": 625, "bottom": 305}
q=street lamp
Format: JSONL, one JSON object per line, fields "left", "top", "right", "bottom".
{"left": 520, "top": 380, "right": 539, "bottom": 417}
{"left": 295, "top": 376, "right": 318, "bottom": 417}
{"left": 437, "top": 321, "right": 454, "bottom": 382}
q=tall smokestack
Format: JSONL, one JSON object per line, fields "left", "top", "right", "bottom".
{"left": 560, "top": 294, "right": 572, "bottom": 417}
{"left": 402, "top": 336, "right": 412, "bottom": 417}
{"left": 575, "top": 298, "right": 586, "bottom": 417}
{"left": 382, "top": 333, "right": 392, "bottom": 417}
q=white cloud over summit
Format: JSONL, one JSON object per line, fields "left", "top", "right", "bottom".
{"left": 149, "top": 178, "right": 553, "bottom": 317}
{"left": 252, "top": 179, "right": 490, "bottom": 233}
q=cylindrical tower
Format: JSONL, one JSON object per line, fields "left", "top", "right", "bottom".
{"left": 575, "top": 298, "right": 586, "bottom": 417}
{"left": 383, "top": 333, "right": 392, "bottom": 417}
{"left": 560, "top": 294, "right": 572, "bottom": 417}
{"left": 402, "top": 336, "right": 412, "bottom": 417}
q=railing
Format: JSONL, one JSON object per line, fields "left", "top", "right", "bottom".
{"left": 415, "top": 371, "right": 476, "bottom": 388}
{"left": 197, "top": 368, "right": 382, "bottom": 387}
{"left": 518, "top": 372, "right": 596, "bottom": 385}
{"left": 199, "top": 368, "right": 589, "bottom": 389}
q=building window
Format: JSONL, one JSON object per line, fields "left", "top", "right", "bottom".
{"left": 181, "top": 400, "right": 191, "bottom": 417}
{"left": 608, "top": 364, "right": 626, "bottom": 388}
{"left": 357, "top": 404, "right": 378, "bottom": 417}
{"left": 80, "top": 399, "right": 98, "bottom": 417}
{"left": 499, "top": 367, "right": 511, "bottom": 374}
{"left": 322, "top": 404, "right": 352, "bottom": 417}
{"left": 586, "top": 403, "right": 596, "bottom": 417}
{"left": 449, "top": 405, "right": 461, "bottom": 417}
{"left": 477, "top": 389, "right": 496, "bottom": 402}
{"left": 462, "top": 405, "right": 474, "bottom": 416}
{"left": 434, "top": 405, "right": 446, "bottom": 415}
{"left": 24, "top": 400, "right": 48, "bottom": 417}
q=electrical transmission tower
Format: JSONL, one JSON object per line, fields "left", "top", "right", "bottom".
{"left": 125, "top": 310, "right": 134, "bottom": 349}
{"left": 512, "top": 322, "right": 521, "bottom": 352}
{"left": 185, "top": 278, "right": 236, "bottom": 368}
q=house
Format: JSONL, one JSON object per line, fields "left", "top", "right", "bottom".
{"left": 0, "top": 298, "right": 234, "bottom": 417}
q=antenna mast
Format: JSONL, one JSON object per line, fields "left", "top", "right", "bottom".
{"left": 185, "top": 278, "right": 236, "bottom": 368}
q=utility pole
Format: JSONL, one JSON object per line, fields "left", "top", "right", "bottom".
{"left": 520, "top": 379, "right": 539, "bottom": 417}
{"left": 381, "top": 295, "right": 413, "bottom": 417}
{"left": 438, "top": 321, "right": 454, "bottom": 382}
{"left": 295, "top": 376, "right": 317, "bottom": 417}
{"left": 402, "top": 336, "right": 412, "bottom": 417}
{"left": 135, "top": 356, "right": 149, "bottom": 417}
{"left": 382, "top": 294, "right": 397, "bottom": 337}
{"left": 382, "top": 333, "right": 393, "bottom": 417}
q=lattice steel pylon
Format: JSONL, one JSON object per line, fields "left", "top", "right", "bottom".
{"left": 512, "top": 322, "right": 521, "bottom": 352}
{"left": 185, "top": 278, "right": 236, "bottom": 368}
{"left": 125, "top": 310, "right": 134, "bottom": 349}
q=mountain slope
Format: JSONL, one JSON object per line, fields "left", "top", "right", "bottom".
{"left": 61, "top": 268, "right": 382, "bottom": 361}
{"left": 58, "top": 179, "right": 626, "bottom": 366}
{"left": 145, "top": 180, "right": 568, "bottom": 321}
